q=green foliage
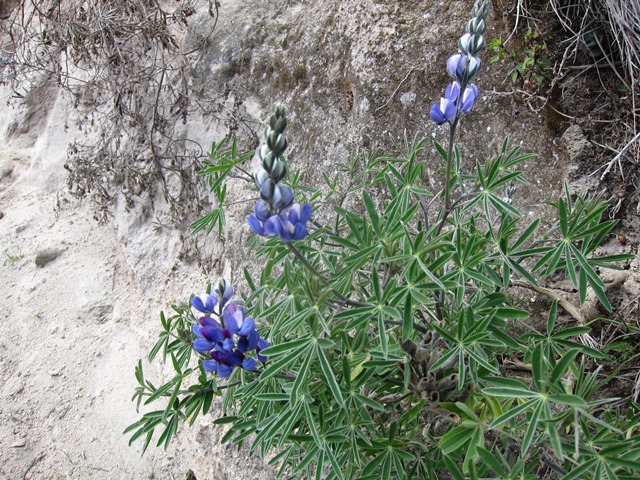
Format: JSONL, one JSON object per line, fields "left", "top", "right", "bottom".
{"left": 127, "top": 7, "right": 636, "bottom": 477}
{"left": 488, "top": 28, "right": 551, "bottom": 91}
{"left": 190, "top": 137, "right": 255, "bottom": 237}
{"left": 128, "top": 126, "right": 637, "bottom": 478}
{"left": 125, "top": 302, "right": 218, "bottom": 453}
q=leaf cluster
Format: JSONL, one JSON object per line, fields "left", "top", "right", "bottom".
{"left": 128, "top": 130, "right": 637, "bottom": 479}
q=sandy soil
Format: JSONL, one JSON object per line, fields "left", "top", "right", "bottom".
{"left": 0, "top": 85, "right": 274, "bottom": 479}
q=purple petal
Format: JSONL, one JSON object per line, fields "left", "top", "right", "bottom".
{"left": 430, "top": 103, "right": 447, "bottom": 125}
{"left": 199, "top": 316, "right": 220, "bottom": 328}
{"left": 192, "top": 324, "right": 204, "bottom": 338}
{"left": 257, "top": 338, "right": 269, "bottom": 363}
{"left": 277, "top": 185, "right": 294, "bottom": 210}
{"left": 293, "top": 223, "right": 309, "bottom": 240}
{"left": 254, "top": 200, "right": 272, "bottom": 221}
{"left": 460, "top": 84, "right": 479, "bottom": 113}
{"left": 238, "top": 317, "right": 256, "bottom": 337}
{"left": 191, "top": 294, "right": 217, "bottom": 314}
{"left": 228, "top": 350, "right": 245, "bottom": 366}
{"left": 202, "top": 359, "right": 218, "bottom": 372}
{"left": 237, "top": 336, "right": 249, "bottom": 353}
{"left": 248, "top": 215, "right": 265, "bottom": 235}
{"left": 442, "top": 98, "right": 457, "bottom": 122}
{"left": 300, "top": 204, "right": 312, "bottom": 223}
{"left": 242, "top": 358, "right": 257, "bottom": 371}
{"left": 445, "top": 82, "right": 460, "bottom": 101}
{"left": 447, "top": 54, "right": 463, "bottom": 78}
{"left": 222, "top": 338, "right": 235, "bottom": 352}
{"left": 246, "top": 330, "right": 261, "bottom": 350}
{"left": 200, "top": 325, "right": 225, "bottom": 342}
{"left": 220, "top": 282, "right": 234, "bottom": 306}
{"left": 288, "top": 203, "right": 301, "bottom": 224}
{"left": 263, "top": 216, "right": 278, "bottom": 236}
{"left": 226, "top": 310, "right": 243, "bottom": 335}
{"left": 217, "top": 364, "right": 234, "bottom": 378}
{"left": 193, "top": 339, "right": 215, "bottom": 352}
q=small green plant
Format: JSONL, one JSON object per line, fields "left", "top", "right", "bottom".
{"left": 489, "top": 27, "right": 551, "bottom": 92}
{"left": 4, "top": 251, "right": 24, "bottom": 266}
{"left": 127, "top": 2, "right": 638, "bottom": 479}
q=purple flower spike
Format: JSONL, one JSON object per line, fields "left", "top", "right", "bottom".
{"left": 191, "top": 279, "right": 268, "bottom": 378}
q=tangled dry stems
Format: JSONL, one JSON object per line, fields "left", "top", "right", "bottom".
{"left": 0, "top": 0, "right": 239, "bottom": 230}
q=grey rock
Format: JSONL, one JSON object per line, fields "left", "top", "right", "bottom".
{"left": 35, "top": 248, "right": 64, "bottom": 267}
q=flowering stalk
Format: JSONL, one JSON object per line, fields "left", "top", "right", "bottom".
{"left": 431, "top": 0, "right": 489, "bottom": 235}
{"left": 191, "top": 279, "right": 268, "bottom": 378}
{"left": 247, "top": 107, "right": 313, "bottom": 242}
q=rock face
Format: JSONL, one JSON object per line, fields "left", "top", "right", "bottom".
{"left": 0, "top": 0, "right": 571, "bottom": 478}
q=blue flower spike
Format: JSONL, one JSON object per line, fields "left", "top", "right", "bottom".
{"left": 191, "top": 280, "right": 268, "bottom": 379}
{"left": 431, "top": 0, "right": 488, "bottom": 125}
{"left": 247, "top": 107, "right": 312, "bottom": 242}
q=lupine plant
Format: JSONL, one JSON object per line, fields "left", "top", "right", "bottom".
{"left": 126, "top": 2, "right": 640, "bottom": 478}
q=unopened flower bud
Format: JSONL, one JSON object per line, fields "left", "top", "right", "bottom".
{"left": 264, "top": 150, "right": 277, "bottom": 170}
{"left": 466, "top": 17, "right": 486, "bottom": 35}
{"left": 260, "top": 178, "right": 275, "bottom": 201}
{"left": 466, "top": 55, "right": 482, "bottom": 80}
{"left": 273, "top": 134, "right": 287, "bottom": 155}
{"left": 471, "top": 0, "right": 489, "bottom": 20}
{"left": 255, "top": 168, "right": 269, "bottom": 187}
{"left": 459, "top": 33, "right": 485, "bottom": 55}
{"left": 270, "top": 158, "right": 287, "bottom": 183}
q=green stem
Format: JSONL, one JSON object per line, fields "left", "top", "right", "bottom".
{"left": 286, "top": 242, "right": 371, "bottom": 308}
{"left": 435, "top": 116, "right": 459, "bottom": 237}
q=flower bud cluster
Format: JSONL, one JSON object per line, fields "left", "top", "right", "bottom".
{"left": 430, "top": 0, "right": 489, "bottom": 125}
{"left": 248, "top": 107, "right": 312, "bottom": 242}
{"left": 191, "top": 279, "right": 268, "bottom": 378}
